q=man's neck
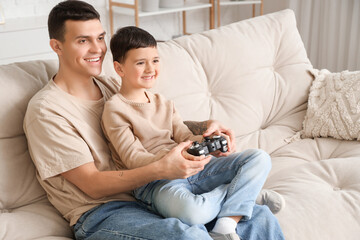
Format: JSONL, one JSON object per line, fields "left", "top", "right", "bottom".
{"left": 54, "top": 71, "right": 103, "bottom": 101}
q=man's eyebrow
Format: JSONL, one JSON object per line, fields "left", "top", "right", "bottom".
{"left": 75, "top": 31, "right": 106, "bottom": 39}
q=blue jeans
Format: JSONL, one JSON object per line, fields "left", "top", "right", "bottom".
{"left": 74, "top": 149, "right": 285, "bottom": 239}
{"left": 134, "top": 149, "right": 271, "bottom": 225}
{"left": 73, "top": 201, "right": 284, "bottom": 240}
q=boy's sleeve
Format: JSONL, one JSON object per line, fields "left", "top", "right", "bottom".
{"left": 171, "top": 101, "right": 203, "bottom": 144}
{"left": 102, "top": 99, "right": 167, "bottom": 170}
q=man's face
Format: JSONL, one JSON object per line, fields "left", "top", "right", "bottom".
{"left": 58, "top": 19, "right": 107, "bottom": 79}
{"left": 117, "top": 47, "right": 160, "bottom": 92}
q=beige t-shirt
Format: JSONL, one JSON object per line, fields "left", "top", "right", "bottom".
{"left": 102, "top": 91, "right": 203, "bottom": 170}
{"left": 23, "top": 77, "right": 134, "bottom": 226}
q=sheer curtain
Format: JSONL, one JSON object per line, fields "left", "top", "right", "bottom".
{"left": 288, "top": 0, "right": 360, "bottom": 72}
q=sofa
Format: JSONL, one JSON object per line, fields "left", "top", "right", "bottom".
{"left": 1, "top": 9, "right": 359, "bottom": 240}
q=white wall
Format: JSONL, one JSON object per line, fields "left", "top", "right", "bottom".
{"left": 0, "top": 0, "right": 106, "bottom": 19}
{"left": 0, "top": 0, "right": 287, "bottom": 64}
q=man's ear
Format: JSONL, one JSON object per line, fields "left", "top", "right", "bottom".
{"left": 113, "top": 61, "right": 125, "bottom": 77}
{"left": 49, "top": 39, "right": 63, "bottom": 55}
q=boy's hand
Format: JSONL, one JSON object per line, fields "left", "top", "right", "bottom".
{"left": 158, "top": 141, "right": 211, "bottom": 180}
{"left": 203, "top": 120, "right": 236, "bottom": 156}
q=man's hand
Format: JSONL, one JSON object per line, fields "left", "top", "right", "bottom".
{"left": 157, "top": 141, "right": 211, "bottom": 180}
{"left": 203, "top": 120, "right": 236, "bottom": 157}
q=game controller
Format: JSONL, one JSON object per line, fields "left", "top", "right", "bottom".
{"left": 187, "top": 135, "right": 228, "bottom": 156}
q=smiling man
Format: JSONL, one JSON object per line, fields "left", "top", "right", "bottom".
{"left": 23, "top": 1, "right": 284, "bottom": 240}
{"left": 50, "top": 19, "right": 106, "bottom": 100}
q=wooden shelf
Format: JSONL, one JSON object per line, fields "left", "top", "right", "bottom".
{"left": 219, "top": 0, "right": 262, "bottom": 6}
{"left": 112, "top": 2, "right": 212, "bottom": 17}
{"left": 217, "top": 0, "right": 263, "bottom": 27}
{"left": 109, "top": 0, "right": 215, "bottom": 36}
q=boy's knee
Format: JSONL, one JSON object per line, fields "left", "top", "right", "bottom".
{"left": 160, "top": 198, "right": 215, "bottom": 225}
{"left": 246, "top": 149, "right": 271, "bottom": 169}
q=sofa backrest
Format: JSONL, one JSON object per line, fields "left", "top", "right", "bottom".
{"left": 153, "top": 9, "right": 314, "bottom": 153}
{"left": 0, "top": 60, "right": 57, "bottom": 210}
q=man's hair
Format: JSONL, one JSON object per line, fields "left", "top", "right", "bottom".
{"left": 110, "top": 26, "right": 157, "bottom": 63}
{"left": 48, "top": 0, "right": 100, "bottom": 42}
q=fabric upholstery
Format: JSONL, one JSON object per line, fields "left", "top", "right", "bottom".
{"left": 1, "top": 9, "right": 359, "bottom": 240}
{"left": 0, "top": 60, "right": 73, "bottom": 239}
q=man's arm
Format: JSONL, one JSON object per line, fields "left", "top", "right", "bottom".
{"left": 62, "top": 141, "right": 211, "bottom": 199}
{"left": 184, "top": 121, "right": 208, "bottom": 135}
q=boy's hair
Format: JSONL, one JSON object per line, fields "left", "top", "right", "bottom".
{"left": 110, "top": 26, "right": 157, "bottom": 63}
{"left": 48, "top": 0, "right": 100, "bottom": 42}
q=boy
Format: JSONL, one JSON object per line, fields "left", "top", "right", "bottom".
{"left": 102, "top": 26, "right": 283, "bottom": 240}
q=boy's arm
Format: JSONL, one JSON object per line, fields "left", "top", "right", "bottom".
{"left": 61, "top": 142, "right": 211, "bottom": 199}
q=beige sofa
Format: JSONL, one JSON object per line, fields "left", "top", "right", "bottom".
{"left": 1, "top": 9, "right": 359, "bottom": 240}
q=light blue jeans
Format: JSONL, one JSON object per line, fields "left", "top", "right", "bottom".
{"left": 134, "top": 149, "right": 271, "bottom": 225}
{"left": 73, "top": 202, "right": 284, "bottom": 240}
{"left": 73, "top": 149, "right": 284, "bottom": 239}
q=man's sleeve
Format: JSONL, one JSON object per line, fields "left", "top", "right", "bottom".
{"left": 25, "top": 115, "right": 94, "bottom": 180}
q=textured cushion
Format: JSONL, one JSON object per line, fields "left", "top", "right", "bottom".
{"left": 302, "top": 69, "right": 360, "bottom": 140}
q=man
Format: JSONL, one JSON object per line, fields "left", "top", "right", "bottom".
{"left": 23, "top": 1, "right": 284, "bottom": 239}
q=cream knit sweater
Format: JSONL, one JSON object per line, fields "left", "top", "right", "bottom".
{"left": 102, "top": 91, "right": 203, "bottom": 170}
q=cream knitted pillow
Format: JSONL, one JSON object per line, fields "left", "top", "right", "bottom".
{"left": 302, "top": 69, "right": 360, "bottom": 140}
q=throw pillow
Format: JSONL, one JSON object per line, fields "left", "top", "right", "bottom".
{"left": 302, "top": 69, "right": 360, "bottom": 140}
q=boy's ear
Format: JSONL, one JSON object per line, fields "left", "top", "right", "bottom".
{"left": 113, "top": 61, "right": 125, "bottom": 77}
{"left": 50, "top": 39, "right": 63, "bottom": 55}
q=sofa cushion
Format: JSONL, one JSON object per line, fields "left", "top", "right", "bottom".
{"left": 0, "top": 61, "right": 55, "bottom": 207}
{"left": 268, "top": 137, "right": 360, "bottom": 239}
{"left": 0, "top": 60, "right": 73, "bottom": 239}
{"left": 302, "top": 69, "right": 360, "bottom": 140}
{"left": 154, "top": 9, "right": 313, "bottom": 154}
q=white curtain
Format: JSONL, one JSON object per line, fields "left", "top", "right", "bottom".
{"left": 288, "top": 0, "right": 360, "bottom": 72}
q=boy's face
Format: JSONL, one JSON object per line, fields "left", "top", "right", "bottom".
{"left": 53, "top": 19, "right": 107, "bottom": 79}
{"left": 116, "top": 47, "right": 160, "bottom": 92}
